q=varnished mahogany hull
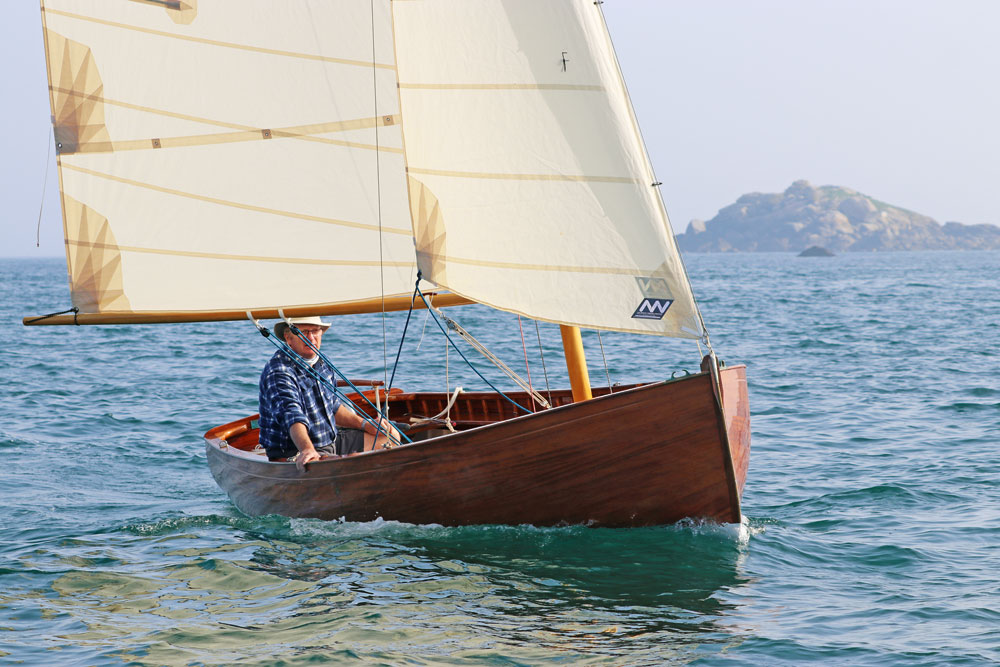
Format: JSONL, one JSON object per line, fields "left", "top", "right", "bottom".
{"left": 205, "top": 366, "right": 750, "bottom": 527}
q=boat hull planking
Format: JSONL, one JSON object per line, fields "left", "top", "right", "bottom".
{"left": 205, "top": 366, "right": 750, "bottom": 527}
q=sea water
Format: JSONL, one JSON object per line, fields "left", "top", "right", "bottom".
{"left": 1, "top": 251, "right": 997, "bottom": 665}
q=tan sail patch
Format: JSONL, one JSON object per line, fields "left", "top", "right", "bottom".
{"left": 168, "top": 0, "right": 198, "bottom": 25}
{"left": 408, "top": 176, "right": 447, "bottom": 285}
{"left": 63, "top": 196, "right": 132, "bottom": 313}
{"left": 642, "top": 260, "right": 702, "bottom": 336}
{"left": 636, "top": 262, "right": 676, "bottom": 300}
{"left": 45, "top": 30, "right": 111, "bottom": 156}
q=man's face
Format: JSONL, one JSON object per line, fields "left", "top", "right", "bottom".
{"left": 284, "top": 324, "right": 325, "bottom": 357}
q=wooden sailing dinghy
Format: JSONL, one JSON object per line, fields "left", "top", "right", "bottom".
{"left": 25, "top": 1, "right": 750, "bottom": 526}
{"left": 205, "top": 367, "right": 750, "bottom": 526}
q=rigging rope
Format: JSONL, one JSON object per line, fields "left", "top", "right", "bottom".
{"left": 409, "top": 386, "right": 463, "bottom": 432}
{"left": 386, "top": 280, "right": 419, "bottom": 392}
{"left": 369, "top": 0, "right": 389, "bottom": 388}
{"left": 517, "top": 315, "right": 537, "bottom": 412}
{"left": 414, "top": 283, "right": 532, "bottom": 416}
{"left": 36, "top": 127, "right": 52, "bottom": 248}
{"left": 596, "top": 330, "right": 614, "bottom": 393}
{"left": 415, "top": 294, "right": 432, "bottom": 351}
{"left": 432, "top": 306, "right": 549, "bottom": 409}
{"left": 24, "top": 306, "right": 79, "bottom": 326}
{"left": 298, "top": 3, "right": 397, "bottom": 429}
{"left": 443, "top": 354, "right": 455, "bottom": 431}
{"left": 251, "top": 316, "right": 410, "bottom": 446}
{"left": 287, "top": 324, "right": 408, "bottom": 446}
{"left": 534, "top": 321, "right": 553, "bottom": 405}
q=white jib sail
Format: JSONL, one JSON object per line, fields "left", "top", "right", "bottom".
{"left": 41, "top": 0, "right": 416, "bottom": 316}
{"left": 393, "top": 0, "right": 704, "bottom": 339}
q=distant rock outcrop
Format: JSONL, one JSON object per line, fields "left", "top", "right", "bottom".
{"left": 798, "top": 245, "right": 835, "bottom": 257}
{"left": 676, "top": 180, "right": 1000, "bottom": 252}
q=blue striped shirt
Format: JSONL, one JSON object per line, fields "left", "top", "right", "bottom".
{"left": 258, "top": 349, "right": 342, "bottom": 460}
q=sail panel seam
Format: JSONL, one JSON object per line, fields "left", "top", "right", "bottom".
{"left": 422, "top": 253, "right": 653, "bottom": 277}
{"left": 407, "top": 167, "right": 638, "bottom": 184}
{"left": 44, "top": 8, "right": 397, "bottom": 69}
{"left": 64, "top": 238, "right": 416, "bottom": 267}
{"left": 49, "top": 87, "right": 403, "bottom": 155}
{"left": 58, "top": 131, "right": 403, "bottom": 156}
{"left": 60, "top": 163, "right": 413, "bottom": 236}
{"left": 398, "top": 83, "right": 604, "bottom": 91}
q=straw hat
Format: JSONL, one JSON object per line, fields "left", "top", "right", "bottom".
{"left": 274, "top": 316, "right": 331, "bottom": 340}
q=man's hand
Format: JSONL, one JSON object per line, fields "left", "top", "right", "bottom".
{"left": 374, "top": 416, "right": 401, "bottom": 444}
{"left": 295, "top": 448, "right": 321, "bottom": 472}
{"left": 289, "top": 422, "right": 320, "bottom": 471}
{"left": 368, "top": 416, "right": 401, "bottom": 450}
{"left": 334, "top": 404, "right": 401, "bottom": 451}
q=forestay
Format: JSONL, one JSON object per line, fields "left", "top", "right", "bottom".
{"left": 41, "top": 0, "right": 415, "bottom": 316}
{"left": 393, "top": 0, "right": 703, "bottom": 338}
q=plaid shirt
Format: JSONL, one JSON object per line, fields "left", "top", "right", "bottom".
{"left": 258, "top": 349, "right": 342, "bottom": 460}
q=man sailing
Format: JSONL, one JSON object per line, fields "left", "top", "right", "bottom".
{"left": 258, "top": 316, "right": 400, "bottom": 470}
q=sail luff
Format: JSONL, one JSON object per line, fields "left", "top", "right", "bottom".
{"left": 38, "top": 0, "right": 75, "bottom": 299}
{"left": 592, "top": 2, "right": 710, "bottom": 342}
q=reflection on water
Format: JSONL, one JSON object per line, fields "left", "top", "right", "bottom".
{"left": 10, "top": 517, "right": 751, "bottom": 665}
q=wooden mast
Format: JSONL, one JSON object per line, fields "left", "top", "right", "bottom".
{"left": 559, "top": 325, "right": 593, "bottom": 403}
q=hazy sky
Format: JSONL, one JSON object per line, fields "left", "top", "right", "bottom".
{"left": 2, "top": 1, "right": 998, "bottom": 257}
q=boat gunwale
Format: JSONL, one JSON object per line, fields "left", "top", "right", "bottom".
{"left": 204, "top": 368, "right": 736, "bottom": 472}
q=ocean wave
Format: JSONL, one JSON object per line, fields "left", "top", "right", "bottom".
{"left": 775, "top": 483, "right": 967, "bottom": 512}
{"left": 936, "top": 401, "right": 1000, "bottom": 413}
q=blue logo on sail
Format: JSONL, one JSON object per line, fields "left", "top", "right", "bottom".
{"left": 632, "top": 298, "right": 673, "bottom": 320}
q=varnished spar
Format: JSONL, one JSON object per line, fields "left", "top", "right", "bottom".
{"left": 23, "top": 293, "right": 473, "bottom": 326}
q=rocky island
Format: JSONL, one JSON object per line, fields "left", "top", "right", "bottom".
{"left": 798, "top": 246, "right": 835, "bottom": 257}
{"left": 676, "top": 180, "right": 1000, "bottom": 252}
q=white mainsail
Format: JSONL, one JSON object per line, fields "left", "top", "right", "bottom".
{"left": 37, "top": 0, "right": 704, "bottom": 339}
{"left": 393, "top": 0, "right": 704, "bottom": 338}
{"left": 41, "top": 0, "right": 415, "bottom": 315}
